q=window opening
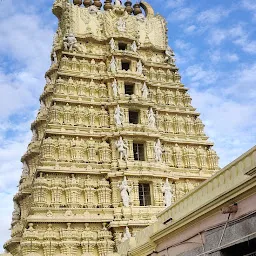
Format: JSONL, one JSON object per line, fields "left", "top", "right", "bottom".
{"left": 139, "top": 183, "right": 151, "bottom": 206}
{"left": 125, "top": 84, "right": 134, "bottom": 95}
{"left": 129, "top": 111, "right": 139, "bottom": 124}
{"left": 118, "top": 42, "right": 127, "bottom": 51}
{"left": 121, "top": 61, "right": 130, "bottom": 71}
{"left": 133, "top": 143, "right": 144, "bottom": 161}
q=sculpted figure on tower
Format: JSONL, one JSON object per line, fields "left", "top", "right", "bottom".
{"left": 116, "top": 137, "right": 128, "bottom": 161}
{"left": 161, "top": 178, "right": 172, "bottom": 207}
{"left": 63, "top": 32, "right": 79, "bottom": 52}
{"left": 118, "top": 177, "right": 132, "bottom": 207}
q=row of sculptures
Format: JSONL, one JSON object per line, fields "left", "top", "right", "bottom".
{"left": 51, "top": 76, "right": 189, "bottom": 106}
{"left": 61, "top": 33, "right": 174, "bottom": 66}
{"left": 20, "top": 222, "right": 116, "bottom": 256}
{"left": 39, "top": 136, "right": 218, "bottom": 169}
{"left": 115, "top": 137, "right": 218, "bottom": 169}
{"left": 58, "top": 55, "right": 180, "bottom": 83}
{"left": 30, "top": 175, "right": 174, "bottom": 208}
{"left": 46, "top": 102, "right": 200, "bottom": 132}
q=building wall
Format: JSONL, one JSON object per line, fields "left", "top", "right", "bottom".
{"left": 154, "top": 193, "right": 256, "bottom": 256}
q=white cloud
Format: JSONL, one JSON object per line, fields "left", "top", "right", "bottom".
{"left": 0, "top": 1, "right": 54, "bottom": 252}
{"left": 197, "top": 7, "right": 231, "bottom": 24}
{"left": 184, "top": 65, "right": 218, "bottom": 87}
{"left": 188, "top": 63, "right": 256, "bottom": 167}
{"left": 166, "top": 0, "right": 186, "bottom": 8}
{"left": 168, "top": 7, "right": 195, "bottom": 22}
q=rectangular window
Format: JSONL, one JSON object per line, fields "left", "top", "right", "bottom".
{"left": 118, "top": 42, "right": 127, "bottom": 51}
{"left": 125, "top": 84, "right": 134, "bottom": 95}
{"left": 139, "top": 183, "right": 151, "bottom": 206}
{"left": 133, "top": 143, "right": 144, "bottom": 161}
{"left": 129, "top": 111, "right": 139, "bottom": 124}
{"left": 121, "top": 61, "right": 130, "bottom": 71}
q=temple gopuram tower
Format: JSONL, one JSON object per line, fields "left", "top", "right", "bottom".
{"left": 4, "top": 0, "right": 220, "bottom": 255}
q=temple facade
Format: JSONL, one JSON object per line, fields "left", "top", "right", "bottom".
{"left": 3, "top": 0, "right": 219, "bottom": 255}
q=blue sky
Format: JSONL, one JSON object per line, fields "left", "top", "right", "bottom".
{"left": 0, "top": 0, "right": 256, "bottom": 251}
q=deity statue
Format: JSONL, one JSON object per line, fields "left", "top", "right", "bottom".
{"left": 49, "top": 102, "right": 63, "bottom": 124}
{"left": 195, "top": 116, "right": 205, "bottom": 135}
{"left": 173, "top": 143, "right": 183, "bottom": 168}
{"left": 114, "top": 105, "right": 124, "bottom": 126}
{"left": 88, "top": 106, "right": 95, "bottom": 127}
{"left": 109, "top": 38, "right": 116, "bottom": 51}
{"left": 74, "top": 105, "right": 84, "bottom": 125}
{"left": 99, "top": 82, "right": 107, "bottom": 98}
{"left": 63, "top": 103, "right": 73, "bottom": 125}
{"left": 161, "top": 178, "right": 172, "bottom": 207}
{"left": 173, "top": 115, "right": 185, "bottom": 134}
{"left": 147, "top": 107, "right": 156, "bottom": 128}
{"left": 110, "top": 56, "right": 117, "bottom": 73}
{"left": 154, "top": 139, "right": 163, "bottom": 162}
{"left": 63, "top": 32, "right": 79, "bottom": 51}
{"left": 118, "top": 176, "right": 132, "bottom": 207}
{"left": 112, "top": 79, "right": 119, "bottom": 97}
{"left": 184, "top": 92, "right": 192, "bottom": 107}
{"left": 121, "top": 226, "right": 132, "bottom": 242}
{"left": 70, "top": 137, "right": 84, "bottom": 162}
{"left": 141, "top": 82, "right": 149, "bottom": 99}
{"left": 165, "top": 89, "right": 175, "bottom": 105}
{"left": 115, "top": 137, "right": 128, "bottom": 161}
{"left": 57, "top": 135, "right": 70, "bottom": 161}
{"left": 131, "top": 41, "right": 137, "bottom": 52}
{"left": 136, "top": 60, "right": 143, "bottom": 74}
{"left": 175, "top": 89, "right": 183, "bottom": 106}
{"left": 197, "top": 146, "right": 207, "bottom": 168}
{"left": 164, "top": 113, "right": 173, "bottom": 133}
{"left": 156, "top": 87, "right": 163, "bottom": 104}
{"left": 99, "top": 106, "right": 109, "bottom": 127}
{"left": 116, "top": 17, "right": 126, "bottom": 32}
{"left": 185, "top": 115, "right": 194, "bottom": 134}
{"left": 165, "top": 46, "right": 175, "bottom": 64}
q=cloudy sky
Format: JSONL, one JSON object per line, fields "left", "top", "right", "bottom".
{"left": 0, "top": 0, "right": 255, "bottom": 252}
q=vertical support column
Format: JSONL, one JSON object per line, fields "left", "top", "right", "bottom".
{"left": 132, "top": 180, "right": 140, "bottom": 206}
{"left": 111, "top": 180, "right": 120, "bottom": 207}
{"left": 127, "top": 139, "right": 134, "bottom": 161}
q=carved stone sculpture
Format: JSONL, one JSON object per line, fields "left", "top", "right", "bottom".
{"left": 109, "top": 38, "right": 116, "bottom": 51}
{"left": 147, "top": 107, "right": 156, "bottom": 128}
{"left": 116, "top": 137, "right": 128, "bottom": 161}
{"left": 141, "top": 82, "right": 149, "bottom": 99}
{"left": 63, "top": 32, "right": 79, "bottom": 51}
{"left": 121, "top": 226, "right": 132, "bottom": 242}
{"left": 131, "top": 41, "right": 137, "bottom": 52}
{"left": 161, "top": 178, "right": 172, "bottom": 207}
{"left": 154, "top": 139, "right": 163, "bottom": 162}
{"left": 116, "top": 17, "right": 126, "bottom": 32}
{"left": 114, "top": 105, "right": 124, "bottom": 126}
{"left": 110, "top": 56, "right": 117, "bottom": 73}
{"left": 112, "top": 79, "right": 119, "bottom": 97}
{"left": 118, "top": 176, "right": 132, "bottom": 207}
{"left": 136, "top": 60, "right": 143, "bottom": 74}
